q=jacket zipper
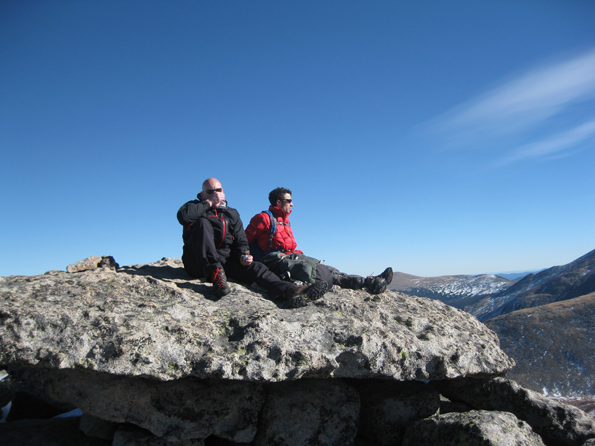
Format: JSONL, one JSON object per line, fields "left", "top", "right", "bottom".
{"left": 211, "top": 209, "right": 226, "bottom": 248}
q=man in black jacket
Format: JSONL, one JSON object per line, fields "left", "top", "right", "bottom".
{"left": 177, "top": 178, "right": 328, "bottom": 307}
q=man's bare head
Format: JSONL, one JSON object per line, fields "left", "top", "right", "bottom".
{"left": 202, "top": 178, "right": 223, "bottom": 195}
{"left": 200, "top": 178, "right": 225, "bottom": 207}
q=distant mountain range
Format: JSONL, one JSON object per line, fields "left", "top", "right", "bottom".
{"left": 464, "top": 248, "right": 595, "bottom": 322}
{"left": 389, "top": 272, "right": 513, "bottom": 309}
{"left": 391, "top": 248, "right": 595, "bottom": 398}
{"left": 489, "top": 270, "right": 542, "bottom": 281}
{"left": 390, "top": 249, "right": 595, "bottom": 322}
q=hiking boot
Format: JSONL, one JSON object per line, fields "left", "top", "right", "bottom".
{"left": 337, "top": 275, "right": 365, "bottom": 290}
{"left": 206, "top": 266, "right": 218, "bottom": 283}
{"left": 362, "top": 267, "right": 393, "bottom": 294}
{"left": 304, "top": 280, "right": 329, "bottom": 300}
{"left": 284, "top": 281, "right": 329, "bottom": 308}
{"left": 286, "top": 294, "right": 308, "bottom": 309}
{"left": 364, "top": 276, "right": 392, "bottom": 294}
{"left": 210, "top": 267, "right": 231, "bottom": 298}
{"left": 364, "top": 276, "right": 387, "bottom": 294}
{"left": 377, "top": 267, "right": 393, "bottom": 285}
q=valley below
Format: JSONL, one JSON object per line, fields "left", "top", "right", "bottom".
{"left": 390, "top": 248, "right": 595, "bottom": 404}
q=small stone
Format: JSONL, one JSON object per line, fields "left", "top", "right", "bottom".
{"left": 98, "top": 256, "right": 119, "bottom": 270}
{"left": 66, "top": 256, "right": 103, "bottom": 273}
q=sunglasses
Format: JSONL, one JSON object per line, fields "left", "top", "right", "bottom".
{"left": 281, "top": 198, "right": 293, "bottom": 203}
{"left": 203, "top": 188, "right": 223, "bottom": 194}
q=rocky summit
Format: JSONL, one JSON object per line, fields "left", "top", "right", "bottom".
{"left": 0, "top": 257, "right": 512, "bottom": 382}
{"left": 1, "top": 257, "right": 594, "bottom": 446}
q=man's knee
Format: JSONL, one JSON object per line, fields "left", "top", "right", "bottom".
{"left": 316, "top": 264, "right": 335, "bottom": 287}
{"left": 247, "top": 261, "right": 270, "bottom": 278}
{"left": 184, "top": 218, "right": 221, "bottom": 277}
{"left": 247, "top": 261, "right": 283, "bottom": 285}
{"left": 188, "top": 217, "right": 213, "bottom": 240}
{"left": 187, "top": 218, "right": 218, "bottom": 253}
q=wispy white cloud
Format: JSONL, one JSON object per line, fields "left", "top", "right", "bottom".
{"left": 428, "top": 48, "right": 595, "bottom": 164}
{"left": 496, "top": 119, "right": 595, "bottom": 165}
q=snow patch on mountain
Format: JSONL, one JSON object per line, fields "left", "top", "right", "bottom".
{"left": 468, "top": 248, "right": 595, "bottom": 321}
{"left": 390, "top": 273, "right": 512, "bottom": 303}
{"left": 410, "top": 275, "right": 510, "bottom": 299}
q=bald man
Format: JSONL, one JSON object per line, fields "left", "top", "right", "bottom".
{"left": 177, "top": 178, "right": 328, "bottom": 307}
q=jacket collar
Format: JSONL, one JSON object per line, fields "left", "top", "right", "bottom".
{"left": 269, "top": 204, "right": 291, "bottom": 219}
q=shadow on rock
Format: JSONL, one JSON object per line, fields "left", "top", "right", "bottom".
{"left": 175, "top": 281, "right": 221, "bottom": 301}
{"left": 119, "top": 263, "right": 189, "bottom": 282}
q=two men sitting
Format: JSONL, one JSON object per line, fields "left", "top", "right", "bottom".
{"left": 177, "top": 179, "right": 393, "bottom": 308}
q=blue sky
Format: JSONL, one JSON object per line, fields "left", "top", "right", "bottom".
{"left": 2, "top": 1, "right": 595, "bottom": 278}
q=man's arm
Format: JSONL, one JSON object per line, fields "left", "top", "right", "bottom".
{"left": 176, "top": 200, "right": 211, "bottom": 226}
{"left": 228, "top": 209, "right": 252, "bottom": 258}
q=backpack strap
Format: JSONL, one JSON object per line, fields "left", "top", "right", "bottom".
{"left": 249, "top": 210, "right": 288, "bottom": 262}
{"left": 264, "top": 210, "right": 276, "bottom": 251}
{"left": 264, "top": 210, "right": 292, "bottom": 248}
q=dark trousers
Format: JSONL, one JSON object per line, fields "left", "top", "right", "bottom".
{"left": 316, "top": 264, "right": 343, "bottom": 287}
{"left": 182, "top": 218, "right": 294, "bottom": 300}
{"left": 316, "top": 264, "right": 368, "bottom": 290}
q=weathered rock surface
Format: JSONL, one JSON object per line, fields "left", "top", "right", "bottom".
{"left": 112, "top": 424, "right": 205, "bottom": 446}
{"left": 402, "top": 410, "right": 546, "bottom": 446}
{"left": 23, "top": 369, "right": 264, "bottom": 442}
{"left": 80, "top": 413, "right": 120, "bottom": 440}
{"left": 0, "top": 258, "right": 513, "bottom": 382}
{"left": 1, "top": 257, "right": 594, "bottom": 445}
{"left": 66, "top": 255, "right": 119, "bottom": 273}
{"left": 436, "top": 377, "right": 595, "bottom": 446}
{"left": 253, "top": 379, "right": 359, "bottom": 446}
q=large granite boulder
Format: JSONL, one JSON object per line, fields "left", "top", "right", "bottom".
{"left": 0, "top": 257, "right": 512, "bottom": 382}
{"left": 1, "top": 257, "right": 593, "bottom": 445}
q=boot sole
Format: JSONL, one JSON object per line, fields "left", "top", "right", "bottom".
{"left": 380, "top": 267, "right": 393, "bottom": 285}
{"left": 287, "top": 295, "right": 308, "bottom": 308}
{"left": 304, "top": 281, "right": 329, "bottom": 301}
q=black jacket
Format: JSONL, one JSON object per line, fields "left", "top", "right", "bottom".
{"left": 177, "top": 198, "right": 250, "bottom": 258}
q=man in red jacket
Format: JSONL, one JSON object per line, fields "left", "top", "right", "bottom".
{"left": 245, "top": 187, "right": 393, "bottom": 294}
{"left": 177, "top": 178, "right": 328, "bottom": 307}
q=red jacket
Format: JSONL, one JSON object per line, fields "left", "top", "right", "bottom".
{"left": 245, "top": 205, "right": 303, "bottom": 255}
